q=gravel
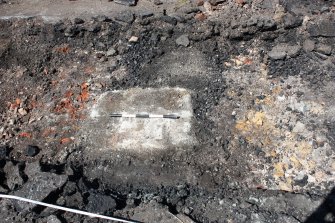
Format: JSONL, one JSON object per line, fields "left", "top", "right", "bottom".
{"left": 13, "top": 162, "right": 68, "bottom": 211}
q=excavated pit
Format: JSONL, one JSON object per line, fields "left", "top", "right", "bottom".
{"left": 82, "top": 87, "right": 196, "bottom": 152}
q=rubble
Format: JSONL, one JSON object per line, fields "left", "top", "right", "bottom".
{"left": 13, "top": 162, "right": 68, "bottom": 211}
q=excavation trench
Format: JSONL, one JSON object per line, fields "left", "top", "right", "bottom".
{"left": 0, "top": 2, "right": 335, "bottom": 222}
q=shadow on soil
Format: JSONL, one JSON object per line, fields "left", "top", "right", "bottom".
{"left": 305, "top": 187, "right": 335, "bottom": 223}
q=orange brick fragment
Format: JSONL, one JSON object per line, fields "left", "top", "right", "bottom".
{"left": 16, "top": 98, "right": 21, "bottom": 105}
{"left": 19, "top": 132, "right": 32, "bottom": 138}
{"left": 243, "top": 58, "right": 253, "bottom": 65}
{"left": 60, "top": 138, "right": 72, "bottom": 144}
{"left": 195, "top": 13, "right": 207, "bottom": 21}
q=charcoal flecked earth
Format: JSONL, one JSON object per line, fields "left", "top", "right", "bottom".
{"left": 0, "top": 0, "right": 335, "bottom": 223}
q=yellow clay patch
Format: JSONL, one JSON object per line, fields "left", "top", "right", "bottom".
{"left": 274, "top": 162, "right": 286, "bottom": 178}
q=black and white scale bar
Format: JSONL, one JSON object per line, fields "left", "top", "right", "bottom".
{"left": 110, "top": 113, "right": 180, "bottom": 119}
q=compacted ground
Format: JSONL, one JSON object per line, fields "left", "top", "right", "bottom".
{"left": 0, "top": 0, "right": 335, "bottom": 222}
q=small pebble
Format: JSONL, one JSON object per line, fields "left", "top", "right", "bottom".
{"left": 18, "top": 108, "right": 27, "bottom": 116}
{"left": 74, "top": 18, "right": 85, "bottom": 24}
{"left": 106, "top": 47, "right": 117, "bottom": 56}
{"left": 129, "top": 36, "right": 139, "bottom": 42}
{"left": 94, "top": 83, "right": 103, "bottom": 89}
{"left": 26, "top": 145, "right": 40, "bottom": 157}
{"left": 303, "top": 39, "right": 315, "bottom": 52}
{"left": 176, "top": 34, "right": 190, "bottom": 47}
{"left": 316, "top": 44, "right": 332, "bottom": 55}
{"left": 154, "top": 0, "right": 163, "bottom": 5}
{"left": 195, "top": 13, "right": 207, "bottom": 21}
{"left": 0, "top": 145, "right": 9, "bottom": 159}
{"left": 196, "top": 0, "right": 204, "bottom": 6}
{"left": 47, "top": 215, "right": 62, "bottom": 223}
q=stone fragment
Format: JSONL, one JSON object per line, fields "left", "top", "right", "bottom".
{"left": 114, "top": 0, "right": 136, "bottom": 6}
{"left": 235, "top": 0, "right": 245, "bottom": 5}
{"left": 0, "top": 185, "right": 8, "bottom": 193}
{"left": 95, "top": 52, "right": 105, "bottom": 59}
{"left": 268, "top": 46, "right": 286, "bottom": 60}
{"left": 203, "top": 1, "right": 212, "bottom": 13}
{"left": 175, "top": 214, "right": 195, "bottom": 223}
{"left": 273, "top": 4, "right": 286, "bottom": 23}
{"left": 18, "top": 108, "right": 27, "bottom": 116}
{"left": 262, "top": 18, "right": 276, "bottom": 30}
{"left": 160, "top": 16, "right": 177, "bottom": 25}
{"left": 139, "top": 12, "right": 154, "bottom": 19}
{"left": 231, "top": 20, "right": 239, "bottom": 29}
{"left": 97, "top": 42, "right": 106, "bottom": 49}
{"left": 286, "top": 45, "right": 301, "bottom": 58}
{"left": 95, "top": 15, "right": 111, "bottom": 22}
{"left": 63, "top": 181, "right": 77, "bottom": 196}
{"left": 209, "top": 0, "right": 226, "bottom": 6}
{"left": 196, "top": 0, "right": 204, "bottom": 6}
{"left": 4, "top": 162, "right": 23, "bottom": 190}
{"left": 251, "top": 213, "right": 266, "bottom": 223}
{"left": 258, "top": 0, "right": 275, "bottom": 9}
{"left": 320, "top": 6, "right": 330, "bottom": 13}
{"left": 87, "top": 24, "right": 101, "bottom": 33}
{"left": 106, "top": 47, "right": 117, "bottom": 56}
{"left": 74, "top": 18, "right": 85, "bottom": 24}
{"left": 94, "top": 83, "right": 103, "bottom": 89}
{"left": 179, "top": 7, "right": 200, "bottom": 14}
{"left": 303, "top": 39, "right": 315, "bottom": 52}
{"left": 14, "top": 162, "right": 68, "bottom": 211}
{"left": 65, "top": 192, "right": 84, "bottom": 208}
{"left": 0, "top": 145, "right": 9, "bottom": 159}
{"left": 268, "top": 44, "right": 301, "bottom": 60}
{"left": 64, "top": 26, "right": 80, "bottom": 37}
{"left": 294, "top": 174, "right": 308, "bottom": 187}
{"left": 246, "top": 17, "right": 258, "bottom": 27}
{"left": 47, "top": 215, "right": 62, "bottom": 223}
{"left": 283, "top": 13, "right": 303, "bottom": 29}
{"left": 292, "top": 121, "right": 306, "bottom": 133}
{"left": 176, "top": 34, "right": 190, "bottom": 47}
{"left": 25, "top": 145, "right": 40, "bottom": 157}
{"left": 129, "top": 36, "right": 139, "bottom": 42}
{"left": 276, "top": 215, "right": 300, "bottom": 223}
{"left": 0, "top": 38, "right": 10, "bottom": 57}
{"left": 115, "top": 11, "right": 135, "bottom": 24}
{"left": 288, "top": 194, "right": 322, "bottom": 221}
{"left": 153, "top": 0, "right": 163, "bottom": 5}
{"left": 194, "top": 13, "right": 207, "bottom": 21}
{"left": 132, "top": 201, "right": 195, "bottom": 223}
{"left": 316, "top": 44, "right": 332, "bottom": 55}
{"left": 170, "top": 14, "right": 186, "bottom": 23}
{"left": 86, "top": 193, "right": 117, "bottom": 214}
{"left": 314, "top": 51, "right": 328, "bottom": 60}
{"left": 309, "top": 20, "right": 335, "bottom": 37}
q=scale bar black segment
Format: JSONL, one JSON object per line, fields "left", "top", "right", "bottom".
{"left": 109, "top": 113, "right": 180, "bottom": 119}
